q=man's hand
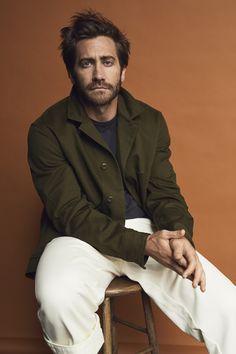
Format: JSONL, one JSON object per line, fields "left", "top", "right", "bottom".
{"left": 145, "top": 229, "right": 206, "bottom": 292}
{"left": 169, "top": 237, "right": 206, "bottom": 292}
{"left": 145, "top": 229, "right": 187, "bottom": 275}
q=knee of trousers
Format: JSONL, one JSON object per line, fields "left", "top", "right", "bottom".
{"left": 36, "top": 278, "right": 100, "bottom": 328}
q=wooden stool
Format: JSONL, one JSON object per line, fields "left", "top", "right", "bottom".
{"left": 102, "top": 276, "right": 160, "bottom": 354}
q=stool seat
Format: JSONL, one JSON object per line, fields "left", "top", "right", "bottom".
{"left": 105, "top": 276, "right": 142, "bottom": 297}
{"left": 102, "top": 276, "right": 160, "bottom": 354}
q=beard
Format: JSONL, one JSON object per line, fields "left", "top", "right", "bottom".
{"left": 74, "top": 77, "right": 122, "bottom": 108}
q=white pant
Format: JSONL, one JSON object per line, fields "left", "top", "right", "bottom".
{"left": 35, "top": 218, "right": 236, "bottom": 354}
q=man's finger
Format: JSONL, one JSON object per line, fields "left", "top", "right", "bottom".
{"left": 168, "top": 259, "right": 186, "bottom": 276}
{"left": 171, "top": 241, "right": 187, "bottom": 267}
{"left": 200, "top": 270, "right": 206, "bottom": 292}
{"left": 182, "top": 252, "right": 197, "bottom": 278}
{"left": 166, "top": 229, "right": 186, "bottom": 239}
{"left": 192, "top": 264, "right": 206, "bottom": 293}
{"left": 197, "top": 271, "right": 206, "bottom": 293}
{"left": 176, "top": 256, "right": 188, "bottom": 267}
{"left": 192, "top": 262, "right": 203, "bottom": 288}
{"left": 170, "top": 240, "right": 183, "bottom": 259}
{"left": 154, "top": 256, "right": 185, "bottom": 276}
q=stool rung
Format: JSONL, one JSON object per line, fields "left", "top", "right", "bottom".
{"left": 136, "top": 346, "right": 153, "bottom": 354}
{"left": 114, "top": 316, "right": 147, "bottom": 333}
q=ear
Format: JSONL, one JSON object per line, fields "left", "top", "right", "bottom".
{"left": 69, "top": 72, "right": 75, "bottom": 85}
{"left": 121, "top": 67, "right": 126, "bottom": 83}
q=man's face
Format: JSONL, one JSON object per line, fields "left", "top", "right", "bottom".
{"left": 71, "top": 36, "right": 126, "bottom": 107}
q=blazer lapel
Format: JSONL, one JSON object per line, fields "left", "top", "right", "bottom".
{"left": 117, "top": 115, "right": 138, "bottom": 172}
{"left": 67, "top": 86, "right": 142, "bottom": 160}
{"left": 79, "top": 120, "right": 110, "bottom": 152}
{"left": 67, "top": 87, "right": 111, "bottom": 153}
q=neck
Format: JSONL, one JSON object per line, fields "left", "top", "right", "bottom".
{"left": 83, "top": 97, "right": 118, "bottom": 122}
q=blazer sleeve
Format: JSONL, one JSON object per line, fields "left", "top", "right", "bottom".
{"left": 28, "top": 123, "right": 150, "bottom": 267}
{"left": 145, "top": 113, "right": 194, "bottom": 246}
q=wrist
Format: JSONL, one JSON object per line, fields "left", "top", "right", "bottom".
{"left": 144, "top": 234, "right": 153, "bottom": 255}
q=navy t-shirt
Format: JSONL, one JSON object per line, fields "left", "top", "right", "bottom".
{"left": 92, "top": 116, "right": 147, "bottom": 219}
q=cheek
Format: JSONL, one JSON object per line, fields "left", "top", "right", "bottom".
{"left": 110, "top": 68, "right": 122, "bottom": 82}
{"left": 75, "top": 71, "right": 90, "bottom": 86}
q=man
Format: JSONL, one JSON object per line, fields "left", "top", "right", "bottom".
{"left": 25, "top": 10, "right": 235, "bottom": 354}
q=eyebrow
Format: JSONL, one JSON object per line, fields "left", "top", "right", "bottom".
{"left": 79, "top": 55, "right": 116, "bottom": 62}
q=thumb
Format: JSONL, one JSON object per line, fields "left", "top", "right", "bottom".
{"left": 168, "top": 229, "right": 185, "bottom": 239}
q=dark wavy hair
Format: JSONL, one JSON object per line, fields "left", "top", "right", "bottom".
{"left": 59, "top": 10, "right": 130, "bottom": 75}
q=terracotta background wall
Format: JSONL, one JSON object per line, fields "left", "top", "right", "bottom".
{"left": 1, "top": 0, "right": 235, "bottom": 353}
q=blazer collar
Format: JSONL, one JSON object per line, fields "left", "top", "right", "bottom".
{"left": 67, "top": 86, "right": 145, "bottom": 169}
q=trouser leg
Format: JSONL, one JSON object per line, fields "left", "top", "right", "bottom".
{"left": 122, "top": 218, "right": 236, "bottom": 354}
{"left": 35, "top": 236, "right": 123, "bottom": 354}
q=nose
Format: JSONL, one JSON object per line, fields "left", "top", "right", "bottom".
{"left": 92, "top": 62, "right": 104, "bottom": 81}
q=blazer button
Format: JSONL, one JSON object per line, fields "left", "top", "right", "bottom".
{"left": 100, "top": 162, "right": 108, "bottom": 170}
{"left": 106, "top": 195, "right": 113, "bottom": 203}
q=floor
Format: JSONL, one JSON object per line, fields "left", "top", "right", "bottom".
{"left": 0, "top": 338, "right": 208, "bottom": 354}
{"left": 118, "top": 343, "right": 208, "bottom": 353}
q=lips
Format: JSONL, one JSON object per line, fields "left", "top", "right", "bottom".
{"left": 92, "top": 87, "right": 107, "bottom": 90}
{"left": 87, "top": 82, "right": 112, "bottom": 90}
{"left": 90, "top": 86, "right": 109, "bottom": 90}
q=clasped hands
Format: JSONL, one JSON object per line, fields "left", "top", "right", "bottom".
{"left": 145, "top": 229, "right": 206, "bottom": 292}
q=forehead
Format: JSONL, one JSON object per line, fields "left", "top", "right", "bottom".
{"left": 75, "top": 36, "right": 118, "bottom": 59}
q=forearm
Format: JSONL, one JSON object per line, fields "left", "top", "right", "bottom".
{"left": 151, "top": 201, "right": 194, "bottom": 246}
{"left": 45, "top": 193, "right": 150, "bottom": 267}
{"left": 145, "top": 113, "right": 194, "bottom": 245}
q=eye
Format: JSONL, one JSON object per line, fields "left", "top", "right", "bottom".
{"left": 103, "top": 59, "right": 114, "bottom": 66}
{"left": 80, "top": 59, "right": 92, "bottom": 68}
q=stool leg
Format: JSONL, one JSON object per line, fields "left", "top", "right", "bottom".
{"left": 102, "top": 297, "right": 112, "bottom": 354}
{"left": 141, "top": 290, "right": 160, "bottom": 354}
{"left": 111, "top": 298, "right": 118, "bottom": 354}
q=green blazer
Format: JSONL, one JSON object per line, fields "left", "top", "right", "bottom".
{"left": 25, "top": 87, "right": 193, "bottom": 279}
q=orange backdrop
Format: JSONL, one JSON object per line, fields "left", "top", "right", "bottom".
{"left": 1, "top": 1, "right": 235, "bottom": 353}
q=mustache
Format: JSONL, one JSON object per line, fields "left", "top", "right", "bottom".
{"left": 87, "top": 82, "right": 113, "bottom": 90}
